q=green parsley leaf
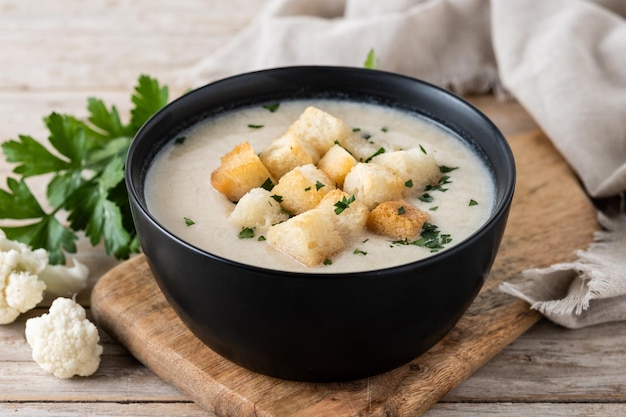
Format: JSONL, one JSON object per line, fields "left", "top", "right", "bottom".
{"left": 315, "top": 181, "right": 325, "bottom": 191}
{"left": 174, "top": 136, "right": 186, "bottom": 145}
{"left": 0, "top": 74, "right": 169, "bottom": 264}
{"left": 365, "top": 147, "right": 385, "bottom": 163}
{"left": 391, "top": 223, "right": 452, "bottom": 253}
{"left": 419, "top": 144, "right": 427, "bottom": 154}
{"left": 271, "top": 194, "right": 283, "bottom": 203}
{"left": 353, "top": 248, "right": 367, "bottom": 256}
{"left": 334, "top": 195, "right": 356, "bottom": 214}
{"left": 248, "top": 124, "right": 264, "bottom": 129}
{"left": 469, "top": 199, "right": 478, "bottom": 206}
{"left": 238, "top": 227, "right": 256, "bottom": 239}
{"left": 184, "top": 217, "right": 195, "bottom": 226}
{"left": 323, "top": 258, "right": 333, "bottom": 265}
{"left": 418, "top": 193, "right": 434, "bottom": 203}
{"left": 263, "top": 103, "right": 280, "bottom": 112}
{"left": 405, "top": 179, "right": 413, "bottom": 188}
{"left": 397, "top": 206, "right": 406, "bottom": 215}
{"left": 364, "top": 48, "right": 378, "bottom": 69}
{"left": 258, "top": 235, "right": 266, "bottom": 241}
{"left": 260, "top": 177, "right": 274, "bottom": 191}
{"left": 439, "top": 165, "right": 459, "bottom": 173}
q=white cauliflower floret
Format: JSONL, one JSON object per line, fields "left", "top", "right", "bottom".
{"left": 0, "top": 231, "right": 89, "bottom": 324}
{"left": 25, "top": 297, "right": 103, "bottom": 379}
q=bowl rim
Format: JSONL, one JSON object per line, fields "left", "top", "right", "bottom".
{"left": 126, "top": 65, "right": 516, "bottom": 280}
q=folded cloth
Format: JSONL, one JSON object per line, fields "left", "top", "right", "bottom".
{"left": 179, "top": 0, "right": 626, "bottom": 328}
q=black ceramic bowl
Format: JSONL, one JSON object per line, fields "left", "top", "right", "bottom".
{"left": 126, "top": 66, "right": 515, "bottom": 382}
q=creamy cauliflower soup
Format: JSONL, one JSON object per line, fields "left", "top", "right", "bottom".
{"left": 145, "top": 100, "right": 495, "bottom": 273}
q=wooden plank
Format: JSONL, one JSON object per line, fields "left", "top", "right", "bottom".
{"left": 446, "top": 318, "right": 626, "bottom": 402}
{"left": 90, "top": 129, "right": 598, "bottom": 417}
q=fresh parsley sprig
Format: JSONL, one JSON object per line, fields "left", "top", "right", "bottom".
{"left": 0, "top": 75, "right": 169, "bottom": 264}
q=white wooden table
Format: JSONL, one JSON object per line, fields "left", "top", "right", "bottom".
{"left": 1, "top": 1, "right": 626, "bottom": 415}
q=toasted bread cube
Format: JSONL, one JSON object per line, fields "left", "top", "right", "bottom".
{"left": 371, "top": 148, "right": 441, "bottom": 197}
{"left": 228, "top": 188, "right": 289, "bottom": 232}
{"left": 259, "top": 134, "right": 317, "bottom": 180}
{"left": 271, "top": 164, "right": 335, "bottom": 215}
{"left": 337, "top": 133, "right": 383, "bottom": 163}
{"left": 287, "top": 107, "right": 352, "bottom": 156}
{"left": 342, "top": 163, "right": 404, "bottom": 210}
{"left": 210, "top": 141, "right": 275, "bottom": 202}
{"left": 316, "top": 189, "right": 369, "bottom": 237}
{"left": 266, "top": 209, "right": 345, "bottom": 267}
{"left": 367, "top": 200, "right": 430, "bottom": 240}
{"left": 317, "top": 144, "right": 357, "bottom": 188}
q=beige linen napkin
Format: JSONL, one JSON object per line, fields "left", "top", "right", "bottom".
{"left": 179, "top": 0, "right": 626, "bottom": 328}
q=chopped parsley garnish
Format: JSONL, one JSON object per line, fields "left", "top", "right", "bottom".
{"left": 247, "top": 124, "right": 264, "bottom": 129}
{"left": 260, "top": 177, "right": 274, "bottom": 191}
{"left": 334, "top": 194, "right": 356, "bottom": 214}
{"left": 439, "top": 165, "right": 459, "bottom": 173}
{"left": 391, "top": 223, "right": 452, "bottom": 252}
{"left": 362, "top": 133, "right": 372, "bottom": 140}
{"left": 262, "top": 103, "right": 280, "bottom": 112}
{"left": 381, "top": 127, "right": 388, "bottom": 132}
{"left": 353, "top": 248, "right": 367, "bottom": 256}
{"left": 352, "top": 127, "right": 361, "bottom": 132}
{"left": 304, "top": 186, "right": 311, "bottom": 191}
{"left": 397, "top": 206, "right": 406, "bottom": 215}
{"left": 418, "top": 193, "right": 434, "bottom": 203}
{"left": 429, "top": 206, "right": 439, "bottom": 211}
{"left": 174, "top": 136, "right": 186, "bottom": 145}
{"left": 238, "top": 227, "right": 256, "bottom": 239}
{"left": 323, "top": 258, "right": 333, "bottom": 265}
{"left": 365, "top": 147, "right": 385, "bottom": 162}
{"left": 183, "top": 217, "right": 195, "bottom": 227}
{"left": 315, "top": 181, "right": 325, "bottom": 191}
{"left": 405, "top": 179, "right": 413, "bottom": 188}
{"left": 271, "top": 194, "right": 283, "bottom": 203}
{"left": 469, "top": 199, "right": 478, "bottom": 206}
{"left": 425, "top": 175, "right": 451, "bottom": 192}
{"left": 419, "top": 144, "right": 427, "bottom": 154}
{"left": 258, "top": 235, "right": 266, "bottom": 241}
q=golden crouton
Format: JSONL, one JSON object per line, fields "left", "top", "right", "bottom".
{"left": 287, "top": 106, "right": 352, "bottom": 157}
{"left": 317, "top": 144, "right": 357, "bottom": 188}
{"left": 367, "top": 200, "right": 430, "bottom": 240}
{"left": 211, "top": 141, "right": 275, "bottom": 202}
{"left": 228, "top": 188, "right": 289, "bottom": 232}
{"left": 371, "top": 148, "right": 441, "bottom": 197}
{"left": 259, "top": 134, "right": 317, "bottom": 180}
{"left": 271, "top": 164, "right": 335, "bottom": 215}
{"left": 316, "top": 189, "right": 369, "bottom": 237}
{"left": 342, "top": 162, "right": 404, "bottom": 210}
{"left": 266, "top": 209, "right": 345, "bottom": 267}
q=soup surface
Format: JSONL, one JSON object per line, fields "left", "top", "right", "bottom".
{"left": 145, "top": 99, "right": 495, "bottom": 273}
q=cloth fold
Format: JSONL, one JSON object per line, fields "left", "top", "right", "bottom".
{"left": 178, "top": 0, "right": 626, "bottom": 328}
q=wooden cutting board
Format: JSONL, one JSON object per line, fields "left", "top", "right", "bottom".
{"left": 91, "top": 130, "right": 598, "bottom": 417}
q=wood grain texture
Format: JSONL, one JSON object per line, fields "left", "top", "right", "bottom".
{"left": 91, "top": 129, "right": 598, "bottom": 417}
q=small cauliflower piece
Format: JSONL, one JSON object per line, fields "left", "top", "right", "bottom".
{"left": 342, "top": 162, "right": 404, "bottom": 210}
{"left": 271, "top": 164, "right": 335, "bottom": 215}
{"left": 210, "top": 141, "right": 275, "bottom": 202}
{"left": 367, "top": 200, "right": 430, "bottom": 240}
{"left": 0, "top": 231, "right": 89, "bottom": 324}
{"left": 228, "top": 187, "right": 290, "bottom": 232}
{"left": 25, "top": 297, "right": 103, "bottom": 379}
{"left": 371, "top": 148, "right": 441, "bottom": 197}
